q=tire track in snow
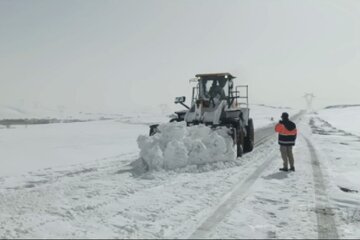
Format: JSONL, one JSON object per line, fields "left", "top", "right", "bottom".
{"left": 189, "top": 112, "right": 304, "bottom": 239}
{"left": 189, "top": 150, "right": 278, "bottom": 238}
{"left": 189, "top": 124, "right": 279, "bottom": 239}
{"left": 302, "top": 135, "right": 339, "bottom": 239}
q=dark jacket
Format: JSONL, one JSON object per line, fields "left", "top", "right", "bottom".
{"left": 275, "top": 119, "right": 297, "bottom": 146}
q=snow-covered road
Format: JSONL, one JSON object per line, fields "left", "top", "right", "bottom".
{"left": 1, "top": 107, "right": 359, "bottom": 238}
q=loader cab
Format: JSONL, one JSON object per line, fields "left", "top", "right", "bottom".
{"left": 191, "top": 73, "right": 237, "bottom": 109}
{"left": 188, "top": 73, "right": 249, "bottom": 110}
{"left": 201, "top": 79, "right": 227, "bottom": 100}
{"left": 197, "top": 73, "right": 234, "bottom": 100}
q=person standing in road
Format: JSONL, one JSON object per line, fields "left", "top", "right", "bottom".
{"left": 275, "top": 112, "right": 297, "bottom": 172}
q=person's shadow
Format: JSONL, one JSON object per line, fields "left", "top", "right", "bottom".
{"left": 263, "top": 171, "right": 289, "bottom": 180}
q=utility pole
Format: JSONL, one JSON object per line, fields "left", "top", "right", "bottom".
{"left": 303, "top": 93, "right": 315, "bottom": 112}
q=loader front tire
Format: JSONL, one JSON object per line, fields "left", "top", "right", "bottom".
{"left": 236, "top": 125, "right": 244, "bottom": 157}
{"left": 244, "top": 118, "right": 254, "bottom": 153}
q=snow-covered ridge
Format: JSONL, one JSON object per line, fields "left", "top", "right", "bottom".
{"left": 0, "top": 104, "right": 170, "bottom": 127}
{"left": 316, "top": 105, "right": 360, "bottom": 136}
{"left": 254, "top": 103, "right": 292, "bottom": 109}
{"left": 324, "top": 104, "right": 360, "bottom": 109}
{"left": 0, "top": 105, "right": 106, "bottom": 121}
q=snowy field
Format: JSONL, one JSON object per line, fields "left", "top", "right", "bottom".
{"left": 1, "top": 104, "right": 359, "bottom": 238}
{"left": 0, "top": 104, "right": 295, "bottom": 177}
{"left": 0, "top": 121, "right": 147, "bottom": 176}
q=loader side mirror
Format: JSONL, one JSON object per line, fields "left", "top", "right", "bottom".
{"left": 175, "top": 96, "right": 186, "bottom": 104}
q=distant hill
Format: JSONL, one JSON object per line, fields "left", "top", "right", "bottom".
{"left": 0, "top": 105, "right": 100, "bottom": 121}
{"left": 254, "top": 104, "right": 292, "bottom": 109}
{"left": 325, "top": 104, "right": 360, "bottom": 109}
{"left": 0, "top": 105, "right": 30, "bottom": 119}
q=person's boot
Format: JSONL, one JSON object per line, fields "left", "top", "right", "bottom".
{"left": 279, "top": 167, "right": 288, "bottom": 172}
{"left": 289, "top": 166, "right": 295, "bottom": 172}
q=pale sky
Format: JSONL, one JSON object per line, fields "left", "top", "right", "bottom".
{"left": 1, "top": 0, "right": 359, "bottom": 112}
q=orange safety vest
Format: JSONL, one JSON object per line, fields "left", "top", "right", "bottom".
{"left": 275, "top": 121, "right": 297, "bottom": 146}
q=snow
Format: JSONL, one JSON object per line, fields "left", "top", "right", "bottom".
{"left": 210, "top": 125, "right": 318, "bottom": 239}
{"left": 0, "top": 103, "right": 293, "bottom": 177}
{"left": 316, "top": 105, "right": 360, "bottom": 136}
{"left": 6, "top": 103, "right": 360, "bottom": 238}
{"left": 311, "top": 105, "right": 360, "bottom": 191}
{"left": 0, "top": 104, "right": 171, "bottom": 124}
{"left": 0, "top": 104, "right": 91, "bottom": 120}
{"left": 137, "top": 122, "right": 235, "bottom": 170}
{"left": 308, "top": 105, "right": 360, "bottom": 238}
{"left": 0, "top": 120, "right": 147, "bottom": 177}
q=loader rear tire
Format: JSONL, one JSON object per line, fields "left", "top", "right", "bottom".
{"left": 244, "top": 118, "right": 254, "bottom": 153}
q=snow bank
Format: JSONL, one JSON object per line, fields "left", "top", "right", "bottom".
{"left": 137, "top": 122, "right": 236, "bottom": 170}
{"left": 317, "top": 105, "right": 360, "bottom": 136}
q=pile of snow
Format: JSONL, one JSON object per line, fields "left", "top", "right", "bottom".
{"left": 137, "top": 122, "right": 236, "bottom": 170}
